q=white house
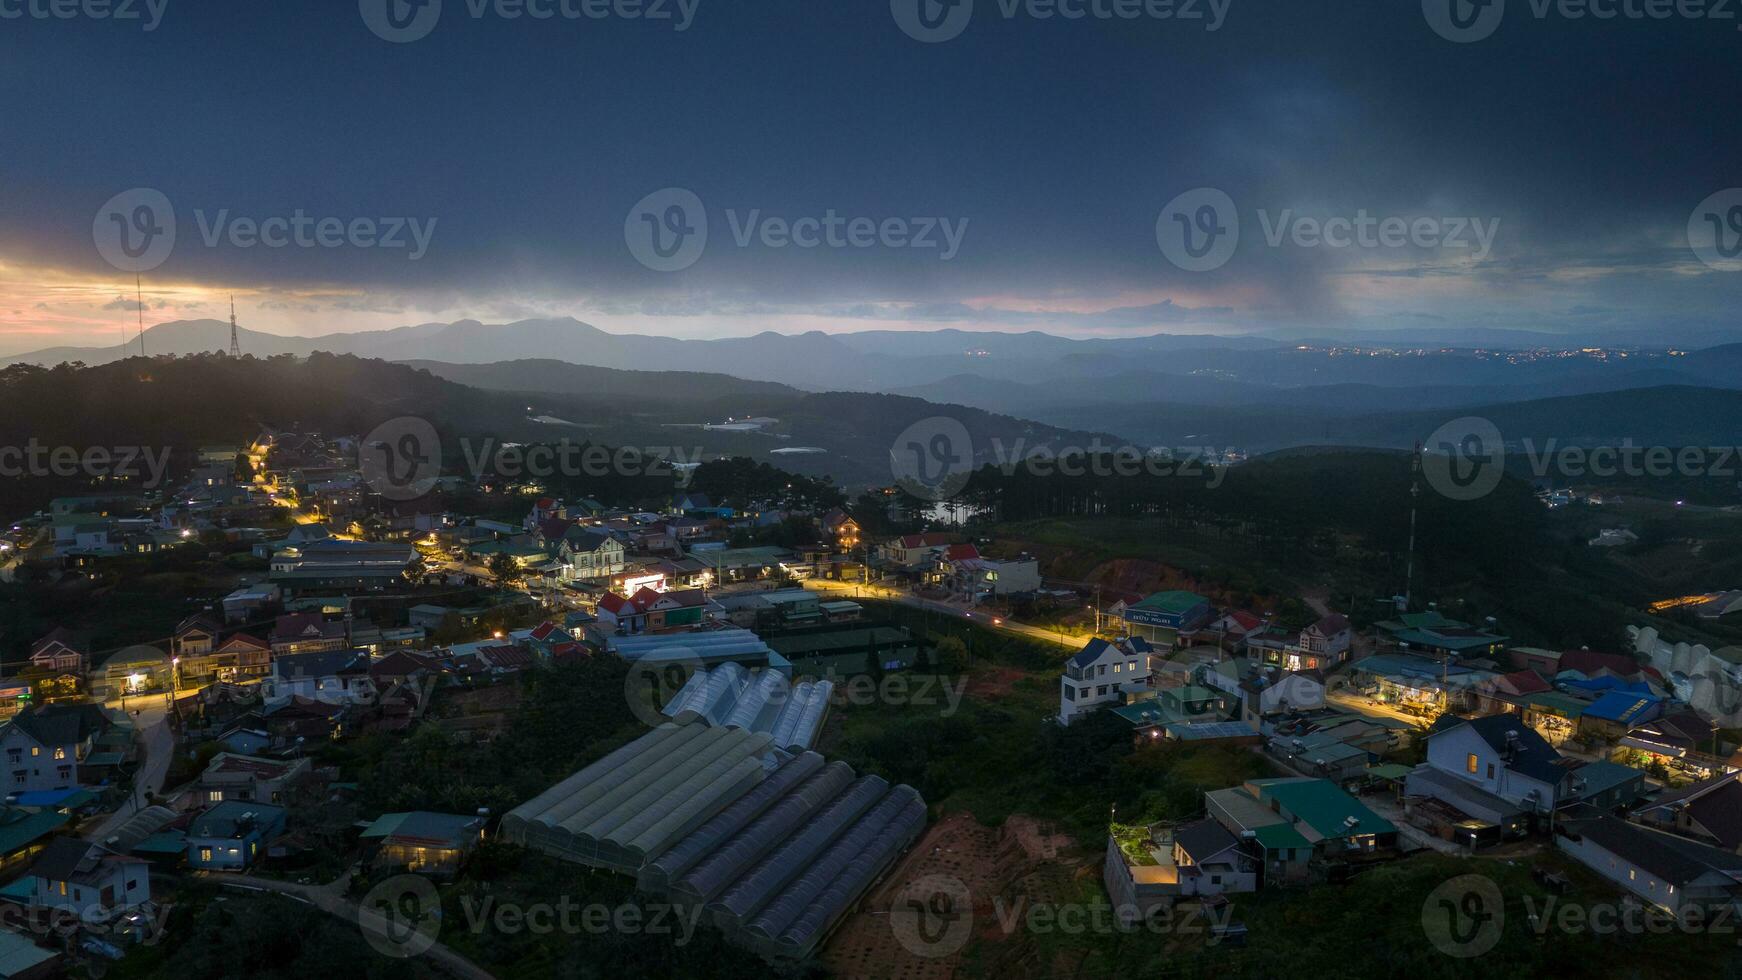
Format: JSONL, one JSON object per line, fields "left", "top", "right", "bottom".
{"left": 263, "top": 649, "right": 374, "bottom": 705}
{"left": 1558, "top": 811, "right": 1742, "bottom": 915}
{"left": 557, "top": 529, "right": 626, "bottom": 582}
{"left": 28, "top": 837, "right": 150, "bottom": 917}
{"left": 1292, "top": 613, "right": 1352, "bottom": 668}
{"left": 1170, "top": 818, "right": 1260, "bottom": 895}
{"left": 1058, "top": 637, "right": 1154, "bottom": 725}
{"left": 0, "top": 705, "right": 111, "bottom": 793}
{"left": 1407, "top": 714, "right": 1572, "bottom": 821}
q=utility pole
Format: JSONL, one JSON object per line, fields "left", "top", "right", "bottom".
{"left": 1405, "top": 444, "right": 1421, "bottom": 612}
{"left": 229, "top": 296, "right": 242, "bottom": 357}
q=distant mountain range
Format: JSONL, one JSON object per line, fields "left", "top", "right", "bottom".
{"left": 8, "top": 318, "right": 1742, "bottom": 462}
{"left": 12, "top": 317, "right": 1742, "bottom": 399}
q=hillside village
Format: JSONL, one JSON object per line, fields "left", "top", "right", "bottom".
{"left": 0, "top": 428, "right": 1738, "bottom": 975}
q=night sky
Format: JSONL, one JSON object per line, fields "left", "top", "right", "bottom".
{"left": 2, "top": 0, "right": 1738, "bottom": 348}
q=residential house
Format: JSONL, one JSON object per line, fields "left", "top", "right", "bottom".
{"left": 1171, "top": 818, "right": 1259, "bottom": 894}
{"left": 1188, "top": 610, "right": 1264, "bottom": 651}
{"left": 195, "top": 753, "right": 310, "bottom": 805}
{"left": 672, "top": 492, "right": 715, "bottom": 515}
{"left": 1111, "top": 591, "right": 1214, "bottom": 646}
{"left": 0, "top": 807, "right": 69, "bottom": 880}
{"left": 1293, "top": 613, "right": 1352, "bottom": 668}
{"left": 268, "top": 613, "right": 349, "bottom": 657}
{"left": 820, "top": 508, "right": 861, "bottom": 548}
{"left": 1375, "top": 610, "right": 1508, "bottom": 661}
{"left": 1058, "top": 637, "right": 1154, "bottom": 725}
{"left": 269, "top": 539, "right": 420, "bottom": 592}
{"left": 220, "top": 583, "right": 281, "bottom": 623}
{"left": 597, "top": 588, "right": 722, "bottom": 634}
{"left": 537, "top": 523, "right": 626, "bottom": 582}
{"left": 27, "top": 629, "right": 87, "bottom": 679}
{"left": 185, "top": 801, "right": 287, "bottom": 870}
{"left": 882, "top": 532, "right": 954, "bottom": 568}
{"left": 1408, "top": 714, "right": 1575, "bottom": 832}
{"left": 207, "top": 633, "right": 273, "bottom": 683}
{"left": 1477, "top": 669, "right": 1553, "bottom": 714}
{"left": 1205, "top": 663, "right": 1325, "bottom": 727}
{"left": 360, "top": 811, "right": 486, "bottom": 876}
{"left": 0, "top": 705, "right": 112, "bottom": 793}
{"left": 27, "top": 837, "right": 149, "bottom": 917}
{"left": 1207, "top": 777, "right": 1394, "bottom": 869}
{"left": 1635, "top": 772, "right": 1742, "bottom": 853}
{"left": 1579, "top": 689, "right": 1663, "bottom": 740}
{"left": 1557, "top": 809, "right": 1742, "bottom": 915}
{"left": 264, "top": 650, "right": 373, "bottom": 706}
{"left": 943, "top": 548, "right": 1042, "bottom": 600}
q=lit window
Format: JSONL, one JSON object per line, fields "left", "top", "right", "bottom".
{"left": 1629, "top": 869, "right": 1636, "bottom": 880}
{"left": 29, "top": 747, "right": 38, "bottom": 758}
{"left": 52, "top": 748, "right": 65, "bottom": 760}
{"left": 1466, "top": 753, "right": 1478, "bottom": 774}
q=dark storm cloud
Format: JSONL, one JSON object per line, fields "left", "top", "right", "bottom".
{"left": 0, "top": 0, "right": 1737, "bottom": 340}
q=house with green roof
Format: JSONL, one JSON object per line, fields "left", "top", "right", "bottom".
{"left": 0, "top": 806, "right": 69, "bottom": 881}
{"left": 1111, "top": 591, "right": 1213, "bottom": 645}
{"left": 1375, "top": 610, "right": 1508, "bottom": 660}
{"left": 1208, "top": 776, "right": 1397, "bottom": 873}
{"left": 360, "top": 811, "right": 487, "bottom": 876}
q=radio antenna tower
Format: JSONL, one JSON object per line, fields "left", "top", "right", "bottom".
{"left": 228, "top": 296, "right": 242, "bottom": 357}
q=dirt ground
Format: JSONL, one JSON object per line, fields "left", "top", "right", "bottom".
{"left": 823, "top": 812, "right": 1089, "bottom": 979}
{"left": 964, "top": 666, "right": 1030, "bottom": 701}
{"left": 427, "top": 681, "right": 522, "bottom": 740}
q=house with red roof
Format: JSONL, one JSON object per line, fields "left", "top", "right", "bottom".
{"left": 883, "top": 532, "right": 954, "bottom": 567}
{"left": 1295, "top": 613, "right": 1352, "bottom": 666}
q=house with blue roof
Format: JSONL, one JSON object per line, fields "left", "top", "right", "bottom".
{"left": 1058, "top": 637, "right": 1154, "bottom": 725}
{"left": 186, "top": 801, "right": 287, "bottom": 870}
{"left": 1579, "top": 690, "right": 1663, "bottom": 739}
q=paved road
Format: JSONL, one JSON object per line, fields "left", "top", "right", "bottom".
{"left": 84, "top": 699, "right": 175, "bottom": 841}
{"left": 806, "top": 578, "right": 1088, "bottom": 650}
{"left": 203, "top": 871, "right": 495, "bottom": 980}
{"left": 1325, "top": 691, "right": 1433, "bottom": 729}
